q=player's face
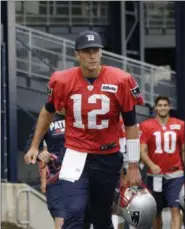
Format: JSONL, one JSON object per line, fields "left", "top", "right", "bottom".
{"left": 75, "top": 48, "right": 102, "bottom": 72}
{"left": 155, "top": 100, "right": 170, "bottom": 118}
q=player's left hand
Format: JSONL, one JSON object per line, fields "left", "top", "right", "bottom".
{"left": 39, "top": 161, "right": 47, "bottom": 193}
{"left": 125, "top": 165, "right": 141, "bottom": 186}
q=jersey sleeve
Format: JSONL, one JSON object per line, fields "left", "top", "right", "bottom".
{"left": 139, "top": 122, "right": 149, "bottom": 144}
{"left": 47, "top": 71, "right": 64, "bottom": 111}
{"left": 179, "top": 121, "right": 185, "bottom": 145}
{"left": 118, "top": 75, "right": 144, "bottom": 113}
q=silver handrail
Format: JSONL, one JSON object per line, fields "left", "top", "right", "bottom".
{"left": 15, "top": 188, "right": 46, "bottom": 228}
{"left": 16, "top": 189, "right": 31, "bottom": 229}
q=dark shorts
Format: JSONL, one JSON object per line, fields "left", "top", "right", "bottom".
{"left": 46, "top": 152, "right": 123, "bottom": 229}
{"left": 147, "top": 176, "right": 184, "bottom": 215}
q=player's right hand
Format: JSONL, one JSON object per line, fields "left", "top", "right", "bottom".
{"left": 125, "top": 166, "right": 142, "bottom": 186}
{"left": 38, "top": 150, "right": 50, "bottom": 163}
{"left": 24, "top": 148, "right": 39, "bottom": 164}
{"left": 150, "top": 164, "right": 161, "bottom": 174}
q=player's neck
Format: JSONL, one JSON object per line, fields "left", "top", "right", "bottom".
{"left": 156, "top": 115, "right": 170, "bottom": 125}
{"left": 80, "top": 65, "right": 102, "bottom": 78}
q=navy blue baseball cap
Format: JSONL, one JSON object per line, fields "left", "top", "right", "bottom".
{"left": 75, "top": 30, "right": 104, "bottom": 50}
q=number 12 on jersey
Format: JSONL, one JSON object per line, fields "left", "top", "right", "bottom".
{"left": 71, "top": 94, "right": 110, "bottom": 130}
{"left": 153, "top": 131, "right": 177, "bottom": 154}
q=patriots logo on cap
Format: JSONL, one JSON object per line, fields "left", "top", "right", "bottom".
{"left": 130, "top": 210, "right": 140, "bottom": 227}
{"left": 86, "top": 35, "right": 95, "bottom": 41}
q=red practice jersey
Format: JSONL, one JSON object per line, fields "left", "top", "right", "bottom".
{"left": 47, "top": 66, "right": 143, "bottom": 154}
{"left": 140, "top": 117, "right": 184, "bottom": 174}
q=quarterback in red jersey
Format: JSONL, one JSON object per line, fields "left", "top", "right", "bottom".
{"left": 25, "top": 30, "right": 143, "bottom": 229}
{"left": 46, "top": 66, "right": 142, "bottom": 154}
{"left": 140, "top": 96, "right": 185, "bottom": 229}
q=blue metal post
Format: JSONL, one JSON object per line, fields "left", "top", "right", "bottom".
{"left": 1, "top": 42, "right": 8, "bottom": 181}
{"left": 1, "top": 1, "right": 18, "bottom": 182}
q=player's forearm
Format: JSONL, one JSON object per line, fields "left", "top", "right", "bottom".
{"left": 125, "top": 125, "right": 140, "bottom": 168}
{"left": 31, "top": 106, "right": 54, "bottom": 149}
{"left": 125, "top": 125, "right": 138, "bottom": 139}
{"left": 140, "top": 149, "right": 154, "bottom": 168}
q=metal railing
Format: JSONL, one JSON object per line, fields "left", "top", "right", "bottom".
{"left": 16, "top": 188, "right": 47, "bottom": 229}
{"left": 15, "top": 1, "right": 110, "bottom": 26}
{"left": 16, "top": 24, "right": 176, "bottom": 108}
{"left": 16, "top": 189, "right": 31, "bottom": 229}
{"left": 15, "top": 1, "right": 175, "bottom": 33}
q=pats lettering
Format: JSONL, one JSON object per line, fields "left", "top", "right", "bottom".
{"left": 50, "top": 120, "right": 65, "bottom": 134}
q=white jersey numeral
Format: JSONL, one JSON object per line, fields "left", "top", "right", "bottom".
{"left": 71, "top": 94, "right": 110, "bottom": 129}
{"left": 71, "top": 94, "right": 85, "bottom": 129}
{"left": 153, "top": 131, "right": 177, "bottom": 154}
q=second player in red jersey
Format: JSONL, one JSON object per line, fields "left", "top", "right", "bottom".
{"left": 140, "top": 116, "right": 184, "bottom": 174}
{"left": 140, "top": 96, "right": 184, "bottom": 229}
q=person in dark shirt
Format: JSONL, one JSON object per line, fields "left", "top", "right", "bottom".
{"left": 24, "top": 111, "right": 66, "bottom": 214}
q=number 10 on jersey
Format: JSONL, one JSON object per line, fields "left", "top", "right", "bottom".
{"left": 153, "top": 131, "right": 177, "bottom": 154}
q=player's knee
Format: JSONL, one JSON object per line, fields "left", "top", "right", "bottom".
{"left": 170, "top": 207, "right": 181, "bottom": 217}
{"left": 54, "top": 217, "right": 64, "bottom": 229}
